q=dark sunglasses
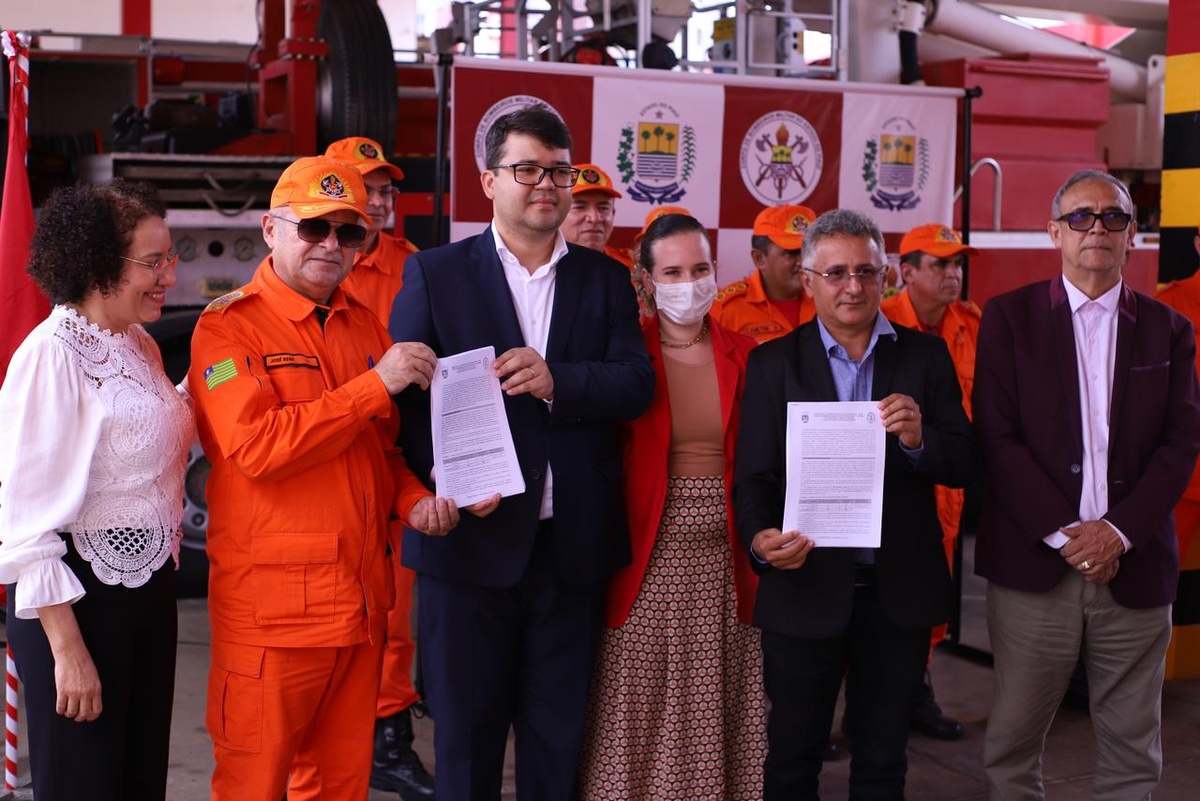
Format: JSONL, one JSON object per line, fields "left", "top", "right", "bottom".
{"left": 1055, "top": 210, "right": 1132, "bottom": 233}
{"left": 273, "top": 216, "right": 367, "bottom": 248}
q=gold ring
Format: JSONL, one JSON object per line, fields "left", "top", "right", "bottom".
{"left": 1081, "top": 560, "right": 1091, "bottom": 571}
{"left": 910, "top": 410, "right": 914, "bottom": 420}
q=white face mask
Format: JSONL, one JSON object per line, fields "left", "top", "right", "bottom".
{"left": 652, "top": 274, "right": 718, "bottom": 325}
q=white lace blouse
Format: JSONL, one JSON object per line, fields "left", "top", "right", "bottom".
{"left": 0, "top": 306, "right": 195, "bottom": 619}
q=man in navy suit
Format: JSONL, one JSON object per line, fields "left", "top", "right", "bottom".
{"left": 389, "top": 106, "right": 654, "bottom": 800}
{"left": 974, "top": 169, "right": 1200, "bottom": 800}
{"left": 735, "top": 208, "right": 975, "bottom": 800}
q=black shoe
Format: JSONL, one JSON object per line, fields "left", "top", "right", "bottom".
{"left": 369, "top": 708, "right": 436, "bottom": 800}
{"left": 911, "top": 673, "right": 965, "bottom": 741}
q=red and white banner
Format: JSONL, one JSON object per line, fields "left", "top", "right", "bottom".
{"left": 449, "top": 58, "right": 959, "bottom": 284}
{"left": 837, "top": 91, "right": 958, "bottom": 234}
{"left": 1, "top": 29, "right": 49, "bottom": 387}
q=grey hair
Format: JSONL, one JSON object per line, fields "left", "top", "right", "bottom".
{"left": 800, "top": 209, "right": 886, "bottom": 271}
{"left": 1050, "top": 169, "right": 1134, "bottom": 219}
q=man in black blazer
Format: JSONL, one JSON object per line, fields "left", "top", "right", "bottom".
{"left": 389, "top": 107, "right": 654, "bottom": 800}
{"left": 735, "top": 209, "right": 975, "bottom": 800}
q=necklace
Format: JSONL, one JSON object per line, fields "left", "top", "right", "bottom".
{"left": 660, "top": 319, "right": 708, "bottom": 349}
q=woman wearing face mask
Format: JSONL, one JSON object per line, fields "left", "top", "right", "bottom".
{"left": 578, "top": 214, "right": 766, "bottom": 798}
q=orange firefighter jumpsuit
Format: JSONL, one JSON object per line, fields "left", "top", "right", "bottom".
{"left": 1156, "top": 272, "right": 1200, "bottom": 561}
{"left": 340, "top": 230, "right": 419, "bottom": 333}
{"left": 882, "top": 289, "right": 980, "bottom": 649}
{"left": 189, "top": 258, "right": 430, "bottom": 801}
{"left": 339, "top": 230, "right": 424, "bottom": 717}
{"left": 711, "top": 268, "right": 816, "bottom": 343}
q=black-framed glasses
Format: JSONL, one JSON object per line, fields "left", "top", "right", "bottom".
{"left": 273, "top": 216, "right": 367, "bottom": 248}
{"left": 121, "top": 253, "right": 179, "bottom": 275}
{"left": 1055, "top": 210, "right": 1132, "bottom": 232}
{"left": 491, "top": 163, "right": 581, "bottom": 188}
{"left": 802, "top": 266, "right": 882, "bottom": 287}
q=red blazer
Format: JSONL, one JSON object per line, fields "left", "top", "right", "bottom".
{"left": 604, "top": 315, "right": 758, "bottom": 627}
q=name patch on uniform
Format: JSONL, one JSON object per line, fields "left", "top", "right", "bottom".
{"left": 204, "top": 358, "right": 238, "bottom": 391}
{"left": 264, "top": 353, "right": 320, "bottom": 370}
{"left": 746, "top": 323, "right": 783, "bottom": 335}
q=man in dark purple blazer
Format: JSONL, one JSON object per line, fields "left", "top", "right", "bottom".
{"left": 973, "top": 169, "right": 1200, "bottom": 800}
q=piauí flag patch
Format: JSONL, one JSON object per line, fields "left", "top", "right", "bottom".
{"left": 204, "top": 357, "right": 238, "bottom": 391}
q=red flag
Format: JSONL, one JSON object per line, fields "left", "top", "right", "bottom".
{"left": 0, "top": 31, "right": 49, "bottom": 386}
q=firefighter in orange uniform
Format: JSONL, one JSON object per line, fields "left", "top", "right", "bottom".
{"left": 1154, "top": 224, "right": 1200, "bottom": 560}
{"left": 562, "top": 162, "right": 633, "bottom": 268}
{"left": 325, "top": 136, "right": 420, "bottom": 320}
{"left": 189, "top": 156, "right": 459, "bottom": 801}
{"left": 881, "top": 222, "right": 980, "bottom": 742}
{"left": 711, "top": 204, "right": 817, "bottom": 342}
{"left": 324, "top": 135, "right": 435, "bottom": 799}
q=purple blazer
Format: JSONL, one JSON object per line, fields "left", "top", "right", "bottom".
{"left": 973, "top": 277, "right": 1200, "bottom": 609}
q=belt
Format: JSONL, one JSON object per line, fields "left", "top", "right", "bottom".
{"left": 854, "top": 563, "right": 877, "bottom": 587}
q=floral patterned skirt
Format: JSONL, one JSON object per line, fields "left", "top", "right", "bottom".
{"left": 578, "top": 474, "right": 767, "bottom": 800}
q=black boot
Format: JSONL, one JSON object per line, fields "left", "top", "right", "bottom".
{"left": 910, "top": 672, "right": 965, "bottom": 741}
{"left": 369, "top": 708, "right": 436, "bottom": 799}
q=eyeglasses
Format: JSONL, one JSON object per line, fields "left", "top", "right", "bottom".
{"left": 272, "top": 216, "right": 367, "bottom": 248}
{"left": 1055, "top": 210, "right": 1132, "bottom": 232}
{"left": 121, "top": 253, "right": 179, "bottom": 275}
{"left": 491, "top": 163, "right": 581, "bottom": 188}
{"left": 364, "top": 184, "right": 397, "bottom": 201}
{"left": 802, "top": 266, "right": 882, "bottom": 286}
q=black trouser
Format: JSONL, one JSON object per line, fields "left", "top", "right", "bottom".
{"left": 417, "top": 522, "right": 606, "bottom": 801}
{"left": 7, "top": 537, "right": 177, "bottom": 801}
{"left": 761, "top": 574, "right": 930, "bottom": 801}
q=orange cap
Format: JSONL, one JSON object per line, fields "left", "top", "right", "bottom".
{"left": 753, "top": 204, "right": 816, "bottom": 250}
{"left": 270, "top": 156, "right": 370, "bottom": 225}
{"left": 324, "top": 136, "right": 405, "bottom": 181}
{"left": 572, "top": 163, "right": 622, "bottom": 198}
{"left": 899, "top": 223, "right": 979, "bottom": 258}
{"left": 634, "top": 205, "right": 693, "bottom": 242}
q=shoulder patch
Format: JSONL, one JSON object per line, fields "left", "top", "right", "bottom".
{"left": 203, "top": 289, "right": 250, "bottom": 314}
{"left": 715, "top": 282, "right": 749, "bottom": 302}
{"left": 203, "top": 357, "right": 239, "bottom": 391}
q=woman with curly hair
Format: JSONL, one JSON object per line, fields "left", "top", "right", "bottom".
{"left": 0, "top": 180, "right": 194, "bottom": 801}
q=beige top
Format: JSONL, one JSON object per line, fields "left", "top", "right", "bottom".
{"left": 662, "top": 349, "right": 724, "bottom": 476}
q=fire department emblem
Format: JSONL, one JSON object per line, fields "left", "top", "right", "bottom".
{"left": 615, "top": 101, "right": 696, "bottom": 205}
{"left": 473, "top": 95, "right": 563, "bottom": 172}
{"left": 314, "top": 173, "right": 349, "bottom": 199}
{"left": 739, "top": 111, "right": 823, "bottom": 205}
{"left": 357, "top": 142, "right": 380, "bottom": 159}
{"left": 861, "top": 116, "right": 930, "bottom": 212}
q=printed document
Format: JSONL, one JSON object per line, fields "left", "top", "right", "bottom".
{"left": 781, "top": 401, "right": 885, "bottom": 547}
{"left": 431, "top": 346, "right": 525, "bottom": 506}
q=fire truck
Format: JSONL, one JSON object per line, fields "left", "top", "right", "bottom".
{"left": 3, "top": 0, "right": 1180, "bottom": 603}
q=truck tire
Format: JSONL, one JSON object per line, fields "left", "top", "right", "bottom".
{"left": 317, "top": 0, "right": 397, "bottom": 154}
{"left": 145, "top": 309, "right": 210, "bottom": 598}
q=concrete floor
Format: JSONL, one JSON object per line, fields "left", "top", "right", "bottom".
{"left": 3, "top": 579, "right": 1200, "bottom": 799}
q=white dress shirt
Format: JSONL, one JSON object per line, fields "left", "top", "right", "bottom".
{"left": 1042, "top": 279, "right": 1131, "bottom": 552}
{"left": 491, "top": 223, "right": 569, "bottom": 521}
